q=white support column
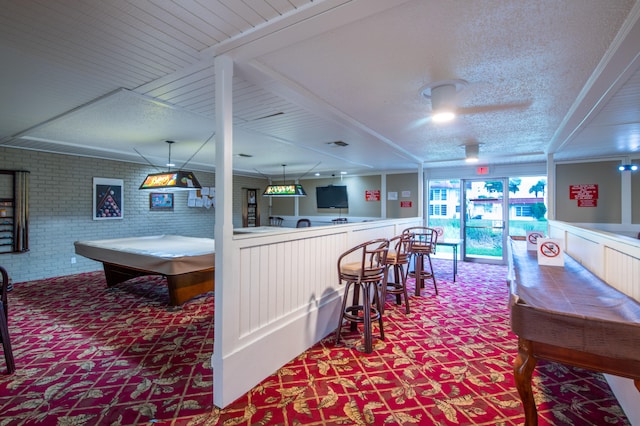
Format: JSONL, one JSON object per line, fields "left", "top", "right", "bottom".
{"left": 546, "top": 153, "right": 555, "bottom": 221}
{"left": 381, "top": 172, "right": 387, "bottom": 218}
{"left": 212, "top": 54, "right": 234, "bottom": 408}
{"left": 621, "top": 156, "right": 632, "bottom": 225}
{"left": 294, "top": 179, "right": 300, "bottom": 217}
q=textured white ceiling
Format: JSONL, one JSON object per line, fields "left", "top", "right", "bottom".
{"left": 0, "top": 0, "right": 639, "bottom": 177}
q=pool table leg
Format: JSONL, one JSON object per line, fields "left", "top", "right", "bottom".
{"left": 166, "top": 268, "right": 215, "bottom": 306}
{"left": 103, "top": 263, "right": 214, "bottom": 306}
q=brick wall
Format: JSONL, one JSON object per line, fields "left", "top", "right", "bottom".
{"left": 0, "top": 147, "right": 266, "bottom": 283}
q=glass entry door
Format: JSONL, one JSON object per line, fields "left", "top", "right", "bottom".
{"left": 462, "top": 179, "right": 508, "bottom": 264}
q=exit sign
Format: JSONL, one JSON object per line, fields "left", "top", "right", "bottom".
{"left": 476, "top": 166, "right": 489, "bottom": 175}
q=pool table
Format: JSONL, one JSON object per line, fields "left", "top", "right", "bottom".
{"left": 74, "top": 235, "right": 215, "bottom": 306}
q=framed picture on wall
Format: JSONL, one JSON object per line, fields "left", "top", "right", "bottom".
{"left": 93, "top": 177, "right": 123, "bottom": 220}
{"left": 150, "top": 192, "right": 174, "bottom": 210}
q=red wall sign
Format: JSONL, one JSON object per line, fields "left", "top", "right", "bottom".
{"left": 569, "top": 184, "right": 598, "bottom": 200}
{"left": 400, "top": 201, "right": 412, "bottom": 208}
{"left": 577, "top": 199, "right": 597, "bottom": 207}
{"left": 570, "top": 184, "right": 598, "bottom": 207}
{"left": 365, "top": 190, "right": 380, "bottom": 201}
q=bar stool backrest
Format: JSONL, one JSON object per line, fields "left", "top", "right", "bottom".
{"left": 402, "top": 226, "right": 438, "bottom": 255}
{"left": 338, "top": 238, "right": 389, "bottom": 283}
{"left": 388, "top": 234, "right": 411, "bottom": 265}
{"left": 269, "top": 216, "right": 284, "bottom": 226}
{"left": 296, "top": 218, "right": 311, "bottom": 228}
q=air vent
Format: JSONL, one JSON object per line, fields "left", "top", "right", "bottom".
{"left": 253, "top": 112, "right": 284, "bottom": 120}
{"left": 327, "top": 141, "right": 348, "bottom": 147}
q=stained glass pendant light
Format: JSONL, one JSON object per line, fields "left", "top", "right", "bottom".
{"left": 263, "top": 164, "right": 307, "bottom": 197}
{"left": 139, "top": 141, "right": 202, "bottom": 191}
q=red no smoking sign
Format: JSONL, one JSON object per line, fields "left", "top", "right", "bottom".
{"left": 527, "top": 232, "right": 543, "bottom": 244}
{"left": 536, "top": 238, "right": 564, "bottom": 266}
{"left": 539, "top": 241, "right": 560, "bottom": 257}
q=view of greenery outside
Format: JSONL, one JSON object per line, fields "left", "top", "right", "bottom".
{"left": 428, "top": 176, "right": 548, "bottom": 258}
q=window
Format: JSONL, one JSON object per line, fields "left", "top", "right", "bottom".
{"left": 429, "top": 204, "right": 448, "bottom": 216}
{"left": 514, "top": 205, "right": 532, "bottom": 217}
{"left": 430, "top": 188, "right": 447, "bottom": 201}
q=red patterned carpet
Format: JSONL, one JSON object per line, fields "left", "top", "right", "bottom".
{"left": 0, "top": 260, "right": 630, "bottom": 425}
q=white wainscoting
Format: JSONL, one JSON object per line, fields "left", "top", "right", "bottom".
{"left": 547, "top": 220, "right": 640, "bottom": 424}
{"left": 213, "top": 217, "right": 422, "bottom": 408}
{"left": 548, "top": 220, "right": 640, "bottom": 300}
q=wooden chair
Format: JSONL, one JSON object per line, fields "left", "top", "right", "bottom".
{"left": 335, "top": 238, "right": 389, "bottom": 353}
{"left": 296, "top": 218, "right": 311, "bottom": 228}
{"left": 403, "top": 226, "right": 438, "bottom": 296}
{"left": 0, "top": 265, "right": 15, "bottom": 374}
{"left": 269, "top": 216, "right": 284, "bottom": 226}
{"left": 383, "top": 234, "right": 412, "bottom": 313}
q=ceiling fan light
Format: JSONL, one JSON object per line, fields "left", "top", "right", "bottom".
{"left": 420, "top": 79, "right": 468, "bottom": 124}
{"left": 465, "top": 144, "right": 479, "bottom": 162}
{"left": 432, "top": 110, "right": 456, "bottom": 123}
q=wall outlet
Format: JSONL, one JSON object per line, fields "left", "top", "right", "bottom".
{"left": 71, "top": 257, "right": 76, "bottom": 264}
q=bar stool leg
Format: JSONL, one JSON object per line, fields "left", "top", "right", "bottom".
{"left": 373, "top": 281, "right": 384, "bottom": 341}
{"left": 398, "top": 264, "right": 410, "bottom": 314}
{"left": 349, "top": 283, "right": 361, "bottom": 332}
{"left": 335, "top": 281, "right": 353, "bottom": 345}
{"left": 362, "top": 283, "right": 372, "bottom": 353}
{"left": 426, "top": 254, "right": 438, "bottom": 295}
{"left": 0, "top": 304, "right": 14, "bottom": 374}
{"left": 414, "top": 253, "right": 423, "bottom": 296}
{"left": 393, "top": 266, "right": 402, "bottom": 305}
{"left": 386, "top": 263, "right": 410, "bottom": 314}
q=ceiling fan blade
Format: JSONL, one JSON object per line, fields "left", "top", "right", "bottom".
{"left": 457, "top": 100, "right": 532, "bottom": 115}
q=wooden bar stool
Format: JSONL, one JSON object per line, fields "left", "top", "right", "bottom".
{"left": 403, "top": 227, "right": 438, "bottom": 296}
{"left": 0, "top": 266, "right": 15, "bottom": 374}
{"left": 269, "top": 216, "right": 284, "bottom": 226}
{"left": 382, "top": 234, "right": 411, "bottom": 313}
{"left": 335, "top": 238, "right": 389, "bottom": 353}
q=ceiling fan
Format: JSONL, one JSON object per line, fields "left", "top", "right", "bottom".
{"left": 420, "top": 79, "right": 532, "bottom": 122}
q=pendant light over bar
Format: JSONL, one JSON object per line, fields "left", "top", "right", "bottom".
{"left": 263, "top": 164, "right": 307, "bottom": 197}
{"left": 139, "top": 141, "right": 202, "bottom": 191}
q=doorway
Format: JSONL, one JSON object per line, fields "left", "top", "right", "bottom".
{"left": 462, "top": 179, "right": 508, "bottom": 264}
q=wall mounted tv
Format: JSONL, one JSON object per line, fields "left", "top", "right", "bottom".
{"left": 316, "top": 185, "right": 349, "bottom": 209}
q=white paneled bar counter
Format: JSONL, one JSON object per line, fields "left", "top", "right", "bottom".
{"left": 212, "top": 217, "right": 422, "bottom": 408}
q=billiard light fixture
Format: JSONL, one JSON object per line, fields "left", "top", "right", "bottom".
{"left": 139, "top": 141, "right": 202, "bottom": 191}
{"left": 263, "top": 165, "right": 307, "bottom": 197}
{"left": 618, "top": 164, "right": 638, "bottom": 172}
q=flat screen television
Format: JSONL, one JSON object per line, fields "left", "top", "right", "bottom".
{"left": 316, "top": 185, "right": 348, "bottom": 209}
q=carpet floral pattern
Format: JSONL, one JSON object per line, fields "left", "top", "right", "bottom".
{"left": 0, "top": 260, "right": 631, "bottom": 425}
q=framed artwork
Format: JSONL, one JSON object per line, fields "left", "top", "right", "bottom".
{"left": 243, "top": 188, "right": 259, "bottom": 227}
{"left": 150, "top": 192, "right": 174, "bottom": 210}
{"left": 93, "top": 177, "right": 123, "bottom": 220}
